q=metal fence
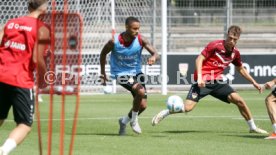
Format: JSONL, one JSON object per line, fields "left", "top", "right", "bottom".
{"left": 0, "top": 0, "right": 275, "bottom": 53}
{"left": 164, "top": 0, "right": 276, "bottom": 53}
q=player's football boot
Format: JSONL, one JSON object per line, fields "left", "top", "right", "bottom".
{"left": 118, "top": 117, "right": 127, "bottom": 136}
{"left": 130, "top": 118, "right": 142, "bottom": 134}
{"left": 0, "top": 147, "right": 8, "bottom": 155}
{"left": 249, "top": 127, "right": 268, "bottom": 134}
{"left": 151, "top": 109, "right": 170, "bottom": 126}
{"left": 264, "top": 133, "right": 276, "bottom": 140}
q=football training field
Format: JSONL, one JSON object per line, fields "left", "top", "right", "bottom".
{"left": 1, "top": 90, "right": 276, "bottom": 155}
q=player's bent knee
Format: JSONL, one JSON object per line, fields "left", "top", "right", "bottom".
{"left": 134, "top": 85, "right": 145, "bottom": 97}
{"left": 229, "top": 94, "right": 246, "bottom": 107}
{"left": 232, "top": 99, "right": 246, "bottom": 107}
{"left": 140, "top": 102, "right": 147, "bottom": 110}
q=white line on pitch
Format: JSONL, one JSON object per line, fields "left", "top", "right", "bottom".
{"left": 3, "top": 115, "right": 269, "bottom": 122}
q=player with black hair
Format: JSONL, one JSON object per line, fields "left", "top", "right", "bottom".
{"left": 100, "top": 16, "right": 159, "bottom": 135}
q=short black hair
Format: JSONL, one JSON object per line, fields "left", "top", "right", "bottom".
{"left": 125, "top": 16, "right": 140, "bottom": 26}
{"left": 28, "top": 0, "right": 47, "bottom": 11}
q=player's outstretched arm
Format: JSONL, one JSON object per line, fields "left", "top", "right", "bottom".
{"left": 264, "top": 78, "right": 276, "bottom": 89}
{"left": 140, "top": 35, "right": 159, "bottom": 65}
{"left": 100, "top": 39, "right": 113, "bottom": 85}
{"left": 33, "top": 26, "right": 50, "bottom": 89}
{"left": 236, "top": 65, "right": 262, "bottom": 93}
{"left": 195, "top": 54, "right": 206, "bottom": 88}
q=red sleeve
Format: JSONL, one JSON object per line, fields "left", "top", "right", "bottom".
{"left": 201, "top": 41, "right": 217, "bottom": 58}
{"left": 137, "top": 34, "right": 143, "bottom": 46}
{"left": 232, "top": 51, "right": 243, "bottom": 67}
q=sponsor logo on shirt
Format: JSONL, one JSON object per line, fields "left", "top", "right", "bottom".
{"left": 4, "top": 40, "right": 26, "bottom": 51}
{"left": 7, "top": 22, "right": 32, "bottom": 32}
{"left": 192, "top": 92, "right": 198, "bottom": 99}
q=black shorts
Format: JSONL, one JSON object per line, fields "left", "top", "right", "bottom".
{"left": 186, "top": 80, "right": 235, "bottom": 103}
{"left": 0, "top": 82, "right": 35, "bottom": 126}
{"left": 272, "top": 88, "right": 276, "bottom": 97}
{"left": 116, "top": 73, "right": 147, "bottom": 99}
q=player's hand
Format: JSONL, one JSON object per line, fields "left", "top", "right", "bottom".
{"left": 44, "top": 49, "right": 52, "bottom": 57}
{"left": 197, "top": 79, "right": 205, "bottom": 88}
{"left": 253, "top": 82, "right": 262, "bottom": 93}
{"left": 264, "top": 81, "right": 274, "bottom": 89}
{"left": 147, "top": 56, "right": 156, "bottom": 65}
{"left": 100, "top": 74, "right": 108, "bottom": 86}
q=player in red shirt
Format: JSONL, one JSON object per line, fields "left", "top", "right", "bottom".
{"left": 0, "top": 0, "right": 49, "bottom": 154}
{"left": 152, "top": 25, "right": 268, "bottom": 134}
{"left": 263, "top": 78, "right": 276, "bottom": 139}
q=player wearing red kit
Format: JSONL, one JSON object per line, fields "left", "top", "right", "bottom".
{"left": 152, "top": 25, "right": 268, "bottom": 134}
{"left": 0, "top": 0, "right": 49, "bottom": 154}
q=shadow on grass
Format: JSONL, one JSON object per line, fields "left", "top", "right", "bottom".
{"left": 75, "top": 132, "right": 119, "bottom": 136}
{"left": 224, "top": 134, "right": 266, "bottom": 139}
{"left": 163, "top": 130, "right": 199, "bottom": 134}
{"left": 149, "top": 130, "right": 203, "bottom": 138}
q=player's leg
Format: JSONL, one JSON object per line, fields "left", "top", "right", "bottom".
{"left": 0, "top": 83, "right": 12, "bottom": 155}
{"left": 0, "top": 82, "right": 12, "bottom": 127}
{"left": 264, "top": 91, "right": 276, "bottom": 139}
{"left": 212, "top": 83, "right": 268, "bottom": 134}
{"left": 151, "top": 99, "right": 197, "bottom": 126}
{"left": 127, "top": 73, "right": 147, "bottom": 134}
{"left": 228, "top": 92, "right": 267, "bottom": 134}
{"left": 0, "top": 86, "right": 34, "bottom": 154}
{"left": 131, "top": 83, "right": 146, "bottom": 113}
{"left": 228, "top": 92, "right": 252, "bottom": 120}
{"left": 117, "top": 75, "right": 146, "bottom": 135}
{"left": 152, "top": 83, "right": 210, "bottom": 126}
{"left": 127, "top": 82, "right": 146, "bottom": 134}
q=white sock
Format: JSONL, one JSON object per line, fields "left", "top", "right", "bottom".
{"left": 1, "top": 138, "right": 17, "bottom": 154}
{"left": 182, "top": 104, "right": 185, "bottom": 112}
{"left": 247, "top": 119, "right": 257, "bottom": 130}
{"left": 121, "top": 115, "right": 130, "bottom": 124}
{"left": 164, "top": 109, "right": 171, "bottom": 115}
{"left": 272, "top": 123, "right": 276, "bottom": 133}
{"left": 131, "top": 111, "right": 139, "bottom": 122}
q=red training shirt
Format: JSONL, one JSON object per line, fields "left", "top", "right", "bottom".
{"left": 0, "top": 16, "right": 45, "bottom": 88}
{"left": 194, "top": 40, "right": 243, "bottom": 81}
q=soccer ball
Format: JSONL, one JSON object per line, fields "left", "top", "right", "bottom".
{"left": 166, "top": 95, "right": 184, "bottom": 113}
{"left": 103, "top": 85, "right": 112, "bottom": 94}
{"left": 65, "top": 86, "right": 75, "bottom": 93}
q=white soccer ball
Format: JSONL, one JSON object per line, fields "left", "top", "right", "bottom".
{"left": 166, "top": 95, "right": 184, "bottom": 113}
{"left": 103, "top": 85, "right": 112, "bottom": 94}
{"left": 65, "top": 86, "right": 74, "bottom": 92}
{"left": 55, "top": 86, "right": 63, "bottom": 93}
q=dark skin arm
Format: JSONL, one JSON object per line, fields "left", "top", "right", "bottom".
{"left": 33, "top": 26, "right": 50, "bottom": 89}
{"left": 100, "top": 39, "right": 114, "bottom": 85}
{"left": 140, "top": 35, "right": 160, "bottom": 65}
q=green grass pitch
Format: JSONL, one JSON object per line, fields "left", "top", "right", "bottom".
{"left": 1, "top": 90, "right": 276, "bottom": 154}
